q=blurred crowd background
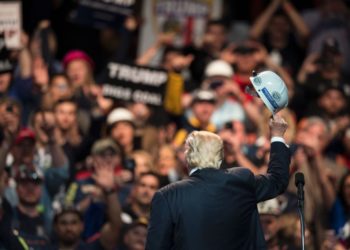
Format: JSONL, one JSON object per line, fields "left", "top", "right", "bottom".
{"left": 0, "top": 0, "right": 350, "bottom": 249}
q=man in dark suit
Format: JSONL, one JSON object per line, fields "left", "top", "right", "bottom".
{"left": 146, "top": 114, "right": 290, "bottom": 250}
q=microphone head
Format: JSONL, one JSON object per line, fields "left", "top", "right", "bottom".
{"left": 295, "top": 172, "right": 305, "bottom": 186}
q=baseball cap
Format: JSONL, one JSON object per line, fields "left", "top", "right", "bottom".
{"left": 62, "top": 50, "right": 95, "bottom": 70}
{"left": 15, "top": 128, "right": 36, "bottom": 145}
{"left": 191, "top": 89, "right": 216, "bottom": 105}
{"left": 91, "top": 138, "right": 121, "bottom": 155}
{"left": 107, "top": 108, "right": 135, "bottom": 126}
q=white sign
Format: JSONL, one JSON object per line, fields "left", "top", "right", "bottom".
{"left": 138, "top": 0, "right": 222, "bottom": 57}
{"left": 0, "top": 1, "right": 21, "bottom": 49}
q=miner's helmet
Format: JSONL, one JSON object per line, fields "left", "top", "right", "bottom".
{"left": 247, "top": 70, "right": 288, "bottom": 114}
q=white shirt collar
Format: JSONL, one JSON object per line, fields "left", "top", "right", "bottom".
{"left": 189, "top": 168, "right": 199, "bottom": 176}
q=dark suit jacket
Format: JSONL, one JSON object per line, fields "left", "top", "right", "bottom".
{"left": 146, "top": 141, "right": 291, "bottom": 250}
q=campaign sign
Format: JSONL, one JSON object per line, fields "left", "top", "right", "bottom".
{"left": 102, "top": 62, "right": 168, "bottom": 106}
{"left": 71, "top": 0, "right": 135, "bottom": 29}
{"left": 0, "top": 1, "right": 21, "bottom": 49}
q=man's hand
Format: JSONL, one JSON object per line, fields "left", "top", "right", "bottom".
{"left": 269, "top": 114, "right": 288, "bottom": 138}
{"left": 92, "top": 157, "right": 116, "bottom": 191}
{"left": 33, "top": 57, "right": 49, "bottom": 90}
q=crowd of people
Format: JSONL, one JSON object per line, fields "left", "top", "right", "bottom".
{"left": 0, "top": 0, "right": 350, "bottom": 249}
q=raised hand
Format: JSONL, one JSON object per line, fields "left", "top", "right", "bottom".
{"left": 220, "top": 43, "right": 237, "bottom": 64}
{"left": 269, "top": 114, "right": 288, "bottom": 138}
{"left": 92, "top": 157, "right": 116, "bottom": 191}
{"left": 33, "top": 57, "right": 49, "bottom": 90}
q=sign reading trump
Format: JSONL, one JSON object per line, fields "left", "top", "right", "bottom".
{"left": 102, "top": 62, "right": 168, "bottom": 106}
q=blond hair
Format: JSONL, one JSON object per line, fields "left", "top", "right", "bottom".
{"left": 185, "top": 131, "right": 223, "bottom": 170}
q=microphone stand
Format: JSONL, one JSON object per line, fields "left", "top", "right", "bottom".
{"left": 297, "top": 196, "right": 305, "bottom": 250}
{"left": 295, "top": 172, "right": 306, "bottom": 250}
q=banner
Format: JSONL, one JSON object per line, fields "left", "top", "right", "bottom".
{"left": 70, "top": 0, "right": 135, "bottom": 29}
{"left": 0, "top": 1, "right": 21, "bottom": 49}
{"left": 138, "top": 0, "right": 223, "bottom": 57}
{"left": 102, "top": 62, "right": 168, "bottom": 106}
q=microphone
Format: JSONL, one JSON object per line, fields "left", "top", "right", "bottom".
{"left": 295, "top": 172, "right": 305, "bottom": 203}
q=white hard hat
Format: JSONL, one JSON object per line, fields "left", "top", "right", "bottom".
{"left": 257, "top": 198, "right": 281, "bottom": 215}
{"left": 205, "top": 60, "right": 234, "bottom": 78}
{"left": 107, "top": 108, "right": 134, "bottom": 125}
{"left": 249, "top": 70, "right": 288, "bottom": 114}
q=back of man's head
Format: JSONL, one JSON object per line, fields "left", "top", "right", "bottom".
{"left": 185, "top": 131, "right": 223, "bottom": 170}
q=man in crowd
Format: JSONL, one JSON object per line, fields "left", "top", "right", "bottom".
{"left": 50, "top": 155, "right": 122, "bottom": 250}
{"left": 13, "top": 168, "right": 51, "bottom": 249}
{"left": 258, "top": 198, "right": 283, "bottom": 249}
{"left": 122, "top": 171, "right": 161, "bottom": 224}
{"left": 173, "top": 89, "right": 217, "bottom": 148}
{"left": 0, "top": 165, "right": 27, "bottom": 249}
{"left": 53, "top": 98, "right": 91, "bottom": 178}
{"left": 65, "top": 138, "right": 124, "bottom": 240}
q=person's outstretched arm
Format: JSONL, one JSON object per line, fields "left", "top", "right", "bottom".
{"left": 92, "top": 158, "right": 122, "bottom": 250}
{"left": 254, "top": 114, "right": 291, "bottom": 202}
{"left": 249, "top": 0, "right": 282, "bottom": 39}
{"left": 282, "top": 1, "right": 310, "bottom": 40}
